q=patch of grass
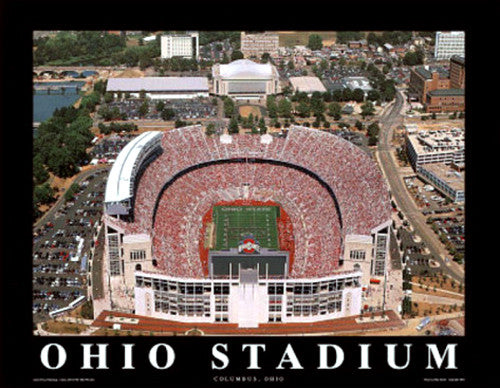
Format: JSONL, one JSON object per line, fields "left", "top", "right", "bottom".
{"left": 278, "top": 31, "right": 338, "bottom": 47}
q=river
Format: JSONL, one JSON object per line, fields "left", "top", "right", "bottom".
{"left": 33, "top": 81, "right": 86, "bottom": 124}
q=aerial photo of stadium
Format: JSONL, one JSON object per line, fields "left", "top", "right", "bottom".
{"left": 99, "top": 125, "right": 398, "bottom": 329}
{"left": 33, "top": 30, "right": 465, "bottom": 337}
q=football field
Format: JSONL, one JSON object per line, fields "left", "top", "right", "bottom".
{"left": 213, "top": 206, "right": 279, "bottom": 250}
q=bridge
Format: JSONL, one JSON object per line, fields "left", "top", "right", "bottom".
{"left": 33, "top": 66, "right": 126, "bottom": 77}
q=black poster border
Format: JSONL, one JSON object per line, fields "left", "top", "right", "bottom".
{"left": 0, "top": 1, "right": 497, "bottom": 387}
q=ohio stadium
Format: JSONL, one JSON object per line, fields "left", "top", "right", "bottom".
{"left": 103, "top": 125, "right": 392, "bottom": 328}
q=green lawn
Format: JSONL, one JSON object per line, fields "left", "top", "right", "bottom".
{"left": 213, "top": 206, "right": 279, "bottom": 250}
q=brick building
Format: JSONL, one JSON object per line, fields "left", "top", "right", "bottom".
{"left": 408, "top": 66, "right": 450, "bottom": 102}
{"left": 425, "top": 89, "right": 465, "bottom": 113}
{"left": 449, "top": 56, "right": 465, "bottom": 89}
{"left": 408, "top": 56, "right": 465, "bottom": 112}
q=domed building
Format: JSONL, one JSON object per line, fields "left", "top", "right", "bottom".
{"left": 212, "top": 59, "right": 280, "bottom": 99}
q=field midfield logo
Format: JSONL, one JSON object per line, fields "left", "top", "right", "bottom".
{"left": 238, "top": 237, "right": 260, "bottom": 254}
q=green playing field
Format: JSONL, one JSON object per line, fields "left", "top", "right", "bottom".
{"left": 212, "top": 206, "right": 279, "bottom": 250}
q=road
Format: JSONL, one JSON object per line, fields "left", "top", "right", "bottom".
{"left": 376, "top": 90, "right": 464, "bottom": 283}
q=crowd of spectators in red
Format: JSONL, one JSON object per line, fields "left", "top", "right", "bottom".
{"left": 108, "top": 125, "right": 391, "bottom": 279}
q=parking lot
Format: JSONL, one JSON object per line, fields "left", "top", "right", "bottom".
{"left": 402, "top": 175, "right": 465, "bottom": 265}
{"left": 404, "top": 176, "right": 464, "bottom": 215}
{"left": 91, "top": 134, "right": 136, "bottom": 161}
{"left": 32, "top": 168, "right": 109, "bottom": 323}
{"left": 200, "top": 39, "right": 233, "bottom": 62}
{"left": 428, "top": 216, "right": 465, "bottom": 257}
{"left": 106, "top": 98, "right": 217, "bottom": 121}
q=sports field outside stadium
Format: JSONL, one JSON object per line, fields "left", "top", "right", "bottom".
{"left": 213, "top": 206, "right": 279, "bottom": 250}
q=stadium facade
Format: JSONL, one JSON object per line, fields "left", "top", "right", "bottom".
{"left": 102, "top": 126, "right": 392, "bottom": 328}
{"left": 212, "top": 59, "right": 280, "bottom": 99}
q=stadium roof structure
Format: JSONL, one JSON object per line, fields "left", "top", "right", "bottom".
{"left": 218, "top": 59, "right": 275, "bottom": 79}
{"left": 105, "top": 131, "right": 162, "bottom": 204}
{"left": 289, "top": 76, "right": 327, "bottom": 94}
{"left": 106, "top": 77, "right": 209, "bottom": 92}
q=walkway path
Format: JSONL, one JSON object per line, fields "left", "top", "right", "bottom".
{"left": 409, "top": 282, "right": 464, "bottom": 297}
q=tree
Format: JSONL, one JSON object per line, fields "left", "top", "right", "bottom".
{"left": 307, "top": 34, "right": 323, "bottom": 51}
{"left": 354, "top": 120, "right": 364, "bottom": 131}
{"left": 310, "top": 93, "right": 325, "bottom": 116}
{"left": 331, "top": 89, "right": 342, "bottom": 102}
{"left": 205, "top": 123, "right": 216, "bottom": 136}
{"left": 103, "top": 92, "right": 114, "bottom": 103}
{"left": 352, "top": 88, "right": 365, "bottom": 102}
{"left": 258, "top": 117, "right": 267, "bottom": 134}
{"left": 287, "top": 60, "right": 295, "bottom": 70}
{"left": 161, "top": 108, "right": 175, "bottom": 121}
{"left": 155, "top": 100, "right": 165, "bottom": 112}
{"left": 46, "top": 146, "right": 77, "bottom": 178}
{"left": 296, "top": 100, "right": 310, "bottom": 118}
{"left": 34, "top": 182, "right": 55, "bottom": 205}
{"left": 327, "top": 102, "right": 342, "bottom": 120}
{"left": 341, "top": 88, "right": 352, "bottom": 101}
{"left": 278, "top": 98, "right": 292, "bottom": 118}
{"left": 174, "top": 119, "right": 187, "bottom": 128}
{"left": 368, "top": 122, "right": 380, "bottom": 137}
{"left": 266, "top": 95, "right": 278, "bottom": 118}
{"left": 138, "top": 100, "right": 149, "bottom": 117}
{"left": 223, "top": 97, "right": 235, "bottom": 118}
{"left": 231, "top": 50, "right": 244, "bottom": 61}
{"left": 367, "top": 32, "right": 380, "bottom": 46}
{"left": 33, "top": 155, "right": 49, "bottom": 185}
{"left": 98, "top": 122, "right": 111, "bottom": 135}
{"left": 367, "top": 121, "right": 380, "bottom": 145}
{"left": 261, "top": 52, "right": 271, "bottom": 63}
{"left": 320, "top": 59, "right": 328, "bottom": 72}
{"left": 361, "top": 101, "right": 375, "bottom": 118}
{"left": 228, "top": 116, "right": 239, "bottom": 134}
{"left": 367, "top": 89, "right": 380, "bottom": 102}
{"left": 403, "top": 51, "right": 424, "bottom": 66}
{"left": 336, "top": 31, "right": 363, "bottom": 44}
{"left": 282, "top": 85, "right": 292, "bottom": 96}
{"left": 64, "top": 183, "right": 80, "bottom": 201}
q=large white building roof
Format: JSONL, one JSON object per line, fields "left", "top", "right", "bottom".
{"left": 219, "top": 59, "right": 274, "bottom": 79}
{"left": 106, "top": 77, "right": 209, "bottom": 92}
{"left": 289, "top": 76, "right": 327, "bottom": 94}
{"left": 342, "top": 76, "right": 372, "bottom": 92}
{"left": 105, "top": 131, "right": 162, "bottom": 204}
